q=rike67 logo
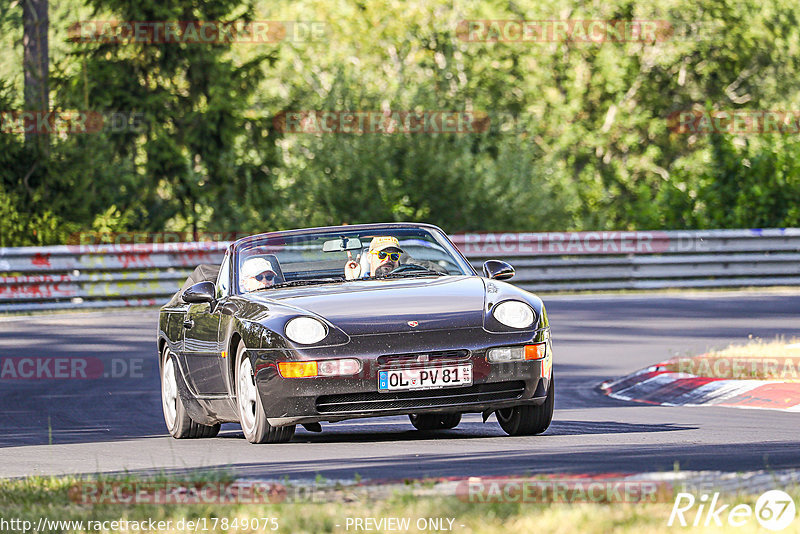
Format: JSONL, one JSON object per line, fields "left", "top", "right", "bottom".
{"left": 669, "top": 490, "right": 796, "bottom": 531}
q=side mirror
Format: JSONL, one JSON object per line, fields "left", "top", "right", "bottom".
{"left": 482, "top": 260, "right": 515, "bottom": 281}
{"left": 182, "top": 281, "right": 216, "bottom": 304}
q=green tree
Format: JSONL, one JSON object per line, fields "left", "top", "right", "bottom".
{"left": 54, "top": 0, "right": 282, "bottom": 234}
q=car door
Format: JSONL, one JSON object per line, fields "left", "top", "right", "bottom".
{"left": 182, "top": 254, "right": 230, "bottom": 395}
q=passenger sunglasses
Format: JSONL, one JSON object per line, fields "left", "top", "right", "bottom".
{"left": 255, "top": 272, "right": 277, "bottom": 283}
{"left": 371, "top": 251, "right": 400, "bottom": 261}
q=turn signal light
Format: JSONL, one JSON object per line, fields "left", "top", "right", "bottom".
{"left": 278, "top": 361, "right": 318, "bottom": 378}
{"left": 524, "top": 343, "right": 547, "bottom": 360}
{"left": 277, "top": 358, "right": 361, "bottom": 378}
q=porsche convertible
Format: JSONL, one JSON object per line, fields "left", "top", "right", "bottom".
{"left": 157, "top": 223, "right": 553, "bottom": 443}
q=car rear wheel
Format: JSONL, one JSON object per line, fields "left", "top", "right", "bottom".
{"left": 235, "top": 341, "right": 295, "bottom": 444}
{"left": 409, "top": 412, "right": 462, "bottom": 430}
{"left": 161, "top": 347, "right": 220, "bottom": 439}
{"left": 496, "top": 375, "right": 554, "bottom": 436}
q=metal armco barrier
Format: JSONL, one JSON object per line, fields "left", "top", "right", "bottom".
{"left": 1, "top": 228, "right": 799, "bottom": 312}
{"left": 0, "top": 243, "right": 226, "bottom": 312}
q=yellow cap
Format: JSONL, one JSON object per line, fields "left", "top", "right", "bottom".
{"left": 369, "top": 236, "right": 403, "bottom": 253}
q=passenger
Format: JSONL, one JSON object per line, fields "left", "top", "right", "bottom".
{"left": 241, "top": 257, "right": 279, "bottom": 291}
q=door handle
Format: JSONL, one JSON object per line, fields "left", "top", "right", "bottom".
{"left": 183, "top": 319, "right": 194, "bottom": 329}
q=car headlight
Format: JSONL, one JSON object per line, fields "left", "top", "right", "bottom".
{"left": 492, "top": 301, "right": 535, "bottom": 329}
{"left": 285, "top": 317, "right": 328, "bottom": 344}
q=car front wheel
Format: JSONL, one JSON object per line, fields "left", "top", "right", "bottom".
{"left": 161, "top": 346, "right": 220, "bottom": 439}
{"left": 235, "top": 341, "right": 295, "bottom": 444}
{"left": 496, "top": 375, "right": 554, "bottom": 436}
{"left": 409, "top": 412, "right": 462, "bottom": 430}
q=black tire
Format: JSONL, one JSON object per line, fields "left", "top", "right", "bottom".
{"left": 496, "top": 375, "right": 555, "bottom": 436}
{"left": 161, "top": 347, "right": 220, "bottom": 439}
{"left": 235, "top": 341, "right": 295, "bottom": 444}
{"left": 409, "top": 412, "right": 462, "bottom": 430}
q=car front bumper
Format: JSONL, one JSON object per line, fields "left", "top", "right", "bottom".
{"left": 250, "top": 327, "right": 551, "bottom": 426}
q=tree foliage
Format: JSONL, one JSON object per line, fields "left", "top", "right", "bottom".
{"left": 1, "top": 0, "right": 800, "bottom": 245}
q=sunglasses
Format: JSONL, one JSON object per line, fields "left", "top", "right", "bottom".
{"left": 371, "top": 250, "right": 400, "bottom": 261}
{"left": 255, "top": 272, "right": 276, "bottom": 283}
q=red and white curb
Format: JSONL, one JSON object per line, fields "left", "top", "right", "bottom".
{"left": 600, "top": 364, "right": 800, "bottom": 412}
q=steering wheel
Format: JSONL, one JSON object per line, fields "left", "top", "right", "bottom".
{"left": 387, "top": 263, "right": 429, "bottom": 274}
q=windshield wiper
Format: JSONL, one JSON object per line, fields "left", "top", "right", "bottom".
{"left": 256, "top": 278, "right": 345, "bottom": 290}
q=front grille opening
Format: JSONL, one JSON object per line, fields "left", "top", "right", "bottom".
{"left": 377, "top": 349, "right": 470, "bottom": 367}
{"left": 315, "top": 380, "right": 526, "bottom": 414}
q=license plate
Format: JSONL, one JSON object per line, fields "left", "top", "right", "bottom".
{"left": 379, "top": 364, "right": 472, "bottom": 391}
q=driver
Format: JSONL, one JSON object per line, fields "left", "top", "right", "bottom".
{"left": 344, "top": 236, "right": 403, "bottom": 280}
{"left": 241, "top": 257, "right": 279, "bottom": 291}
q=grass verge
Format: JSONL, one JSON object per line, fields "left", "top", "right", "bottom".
{"left": 1, "top": 475, "right": 799, "bottom": 533}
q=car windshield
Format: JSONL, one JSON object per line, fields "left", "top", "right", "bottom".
{"left": 235, "top": 226, "right": 473, "bottom": 293}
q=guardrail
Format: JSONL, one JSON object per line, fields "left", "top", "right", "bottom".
{"left": 1, "top": 228, "right": 799, "bottom": 312}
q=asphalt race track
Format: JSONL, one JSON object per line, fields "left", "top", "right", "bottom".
{"left": 1, "top": 292, "right": 798, "bottom": 481}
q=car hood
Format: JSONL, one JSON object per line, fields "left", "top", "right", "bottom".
{"left": 253, "top": 276, "right": 486, "bottom": 335}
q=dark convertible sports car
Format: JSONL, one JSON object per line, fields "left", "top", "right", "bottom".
{"left": 157, "top": 223, "right": 554, "bottom": 443}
